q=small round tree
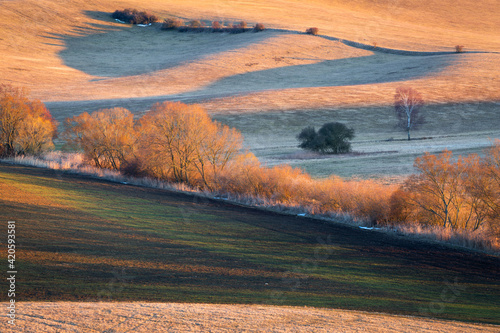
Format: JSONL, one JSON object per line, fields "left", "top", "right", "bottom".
{"left": 297, "top": 122, "right": 354, "bottom": 154}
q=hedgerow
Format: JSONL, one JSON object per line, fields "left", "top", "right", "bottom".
{"left": 161, "top": 18, "right": 265, "bottom": 33}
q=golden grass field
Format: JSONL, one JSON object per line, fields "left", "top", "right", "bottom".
{"left": 1, "top": 0, "right": 498, "bottom": 104}
{"left": 3, "top": 302, "right": 500, "bottom": 333}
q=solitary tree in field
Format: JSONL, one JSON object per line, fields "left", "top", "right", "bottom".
{"left": 394, "top": 86, "right": 424, "bottom": 140}
{"left": 298, "top": 122, "right": 354, "bottom": 154}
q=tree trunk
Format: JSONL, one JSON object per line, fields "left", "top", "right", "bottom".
{"left": 407, "top": 129, "right": 411, "bottom": 141}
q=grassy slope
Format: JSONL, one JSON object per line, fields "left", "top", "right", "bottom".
{"left": 0, "top": 163, "right": 499, "bottom": 324}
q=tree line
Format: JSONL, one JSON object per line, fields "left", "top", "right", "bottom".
{"left": 63, "top": 102, "right": 243, "bottom": 191}
{"left": 1, "top": 84, "right": 498, "bottom": 242}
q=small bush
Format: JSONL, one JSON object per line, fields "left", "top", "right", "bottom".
{"left": 161, "top": 18, "right": 183, "bottom": 30}
{"left": 184, "top": 20, "right": 205, "bottom": 32}
{"left": 253, "top": 23, "right": 265, "bottom": 32}
{"left": 111, "top": 9, "right": 158, "bottom": 25}
{"left": 211, "top": 21, "right": 223, "bottom": 32}
{"left": 189, "top": 20, "right": 203, "bottom": 28}
{"left": 455, "top": 45, "right": 465, "bottom": 53}
{"left": 306, "top": 27, "right": 319, "bottom": 35}
{"left": 229, "top": 21, "right": 248, "bottom": 33}
{"left": 120, "top": 158, "right": 146, "bottom": 178}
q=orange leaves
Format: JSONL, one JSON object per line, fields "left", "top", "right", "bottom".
{"left": 137, "top": 102, "right": 243, "bottom": 188}
{"left": 64, "top": 101, "right": 244, "bottom": 190}
{"left": 398, "top": 146, "right": 500, "bottom": 235}
{"left": 63, "top": 108, "right": 135, "bottom": 170}
{"left": 0, "top": 84, "right": 57, "bottom": 156}
{"left": 308, "top": 177, "right": 395, "bottom": 224}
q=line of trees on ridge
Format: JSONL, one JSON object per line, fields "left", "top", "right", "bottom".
{"left": 161, "top": 19, "right": 265, "bottom": 33}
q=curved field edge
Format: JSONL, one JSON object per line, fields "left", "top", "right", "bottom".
{"left": 2, "top": 302, "right": 500, "bottom": 333}
{"left": 0, "top": 163, "right": 498, "bottom": 325}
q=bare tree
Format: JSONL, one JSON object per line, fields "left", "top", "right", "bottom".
{"left": 394, "top": 86, "right": 424, "bottom": 140}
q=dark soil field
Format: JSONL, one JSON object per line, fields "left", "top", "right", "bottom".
{"left": 0, "top": 163, "right": 499, "bottom": 325}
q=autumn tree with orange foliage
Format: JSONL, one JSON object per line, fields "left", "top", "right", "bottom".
{"left": 395, "top": 145, "right": 500, "bottom": 237}
{"left": 0, "top": 84, "right": 57, "bottom": 156}
{"left": 463, "top": 142, "right": 500, "bottom": 235}
{"left": 63, "top": 108, "right": 136, "bottom": 170}
{"left": 404, "top": 150, "right": 469, "bottom": 228}
{"left": 137, "top": 101, "right": 243, "bottom": 189}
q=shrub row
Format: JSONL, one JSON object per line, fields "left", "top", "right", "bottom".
{"left": 161, "top": 19, "right": 265, "bottom": 33}
{"left": 62, "top": 102, "right": 391, "bottom": 224}
{"left": 111, "top": 8, "right": 159, "bottom": 25}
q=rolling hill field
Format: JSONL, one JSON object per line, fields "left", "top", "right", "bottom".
{"left": 1, "top": 0, "right": 500, "bottom": 331}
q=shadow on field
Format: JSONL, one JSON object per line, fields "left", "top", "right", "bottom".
{"left": 48, "top": 11, "right": 276, "bottom": 78}
{"left": 47, "top": 10, "right": 456, "bottom": 84}
{"left": 192, "top": 52, "right": 454, "bottom": 96}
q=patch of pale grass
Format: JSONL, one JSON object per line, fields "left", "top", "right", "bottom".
{"left": 3, "top": 302, "right": 499, "bottom": 333}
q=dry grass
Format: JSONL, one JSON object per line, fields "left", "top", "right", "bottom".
{"left": 0, "top": 0, "right": 498, "bottom": 106}
{"left": 3, "top": 302, "right": 499, "bottom": 333}
{"left": 390, "top": 225, "right": 499, "bottom": 253}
